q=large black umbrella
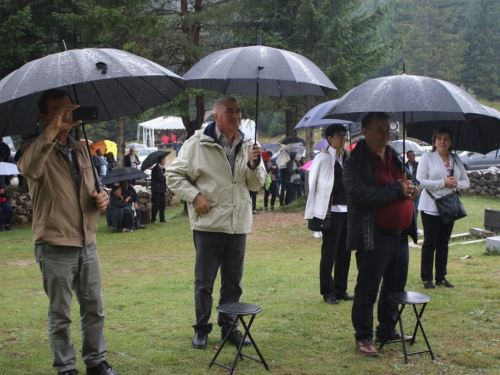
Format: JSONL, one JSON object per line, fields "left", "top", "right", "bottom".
{"left": 0, "top": 48, "right": 185, "bottom": 191}
{"left": 323, "top": 73, "right": 491, "bottom": 199}
{"left": 184, "top": 37, "right": 337, "bottom": 142}
{"left": 279, "top": 136, "right": 306, "bottom": 146}
{"left": 294, "top": 99, "right": 354, "bottom": 129}
{"left": 0, "top": 48, "right": 185, "bottom": 136}
{"left": 140, "top": 150, "right": 171, "bottom": 171}
{"left": 406, "top": 105, "right": 500, "bottom": 154}
{"left": 101, "top": 167, "right": 147, "bottom": 185}
{"left": 323, "top": 74, "right": 490, "bottom": 123}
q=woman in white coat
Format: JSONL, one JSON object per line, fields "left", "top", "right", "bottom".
{"left": 417, "top": 128, "right": 470, "bottom": 289}
{"left": 305, "top": 124, "right": 353, "bottom": 304}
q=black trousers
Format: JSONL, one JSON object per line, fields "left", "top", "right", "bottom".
{"left": 320, "top": 212, "right": 351, "bottom": 298}
{"left": 264, "top": 181, "right": 277, "bottom": 208}
{"left": 192, "top": 231, "right": 246, "bottom": 332}
{"left": 151, "top": 191, "right": 165, "bottom": 222}
{"left": 420, "top": 211, "right": 454, "bottom": 282}
{"left": 352, "top": 232, "right": 409, "bottom": 341}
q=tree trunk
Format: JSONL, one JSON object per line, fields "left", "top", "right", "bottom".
{"left": 116, "top": 116, "right": 126, "bottom": 168}
{"left": 285, "top": 108, "right": 297, "bottom": 137}
{"left": 304, "top": 96, "right": 315, "bottom": 161}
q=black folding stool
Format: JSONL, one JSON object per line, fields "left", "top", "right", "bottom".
{"left": 379, "top": 291, "right": 435, "bottom": 363}
{"left": 209, "top": 302, "right": 269, "bottom": 374}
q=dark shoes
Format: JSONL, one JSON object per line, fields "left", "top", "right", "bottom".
{"left": 137, "top": 224, "right": 146, "bottom": 229}
{"left": 356, "top": 339, "right": 379, "bottom": 356}
{"left": 5, "top": 224, "right": 11, "bottom": 231}
{"left": 336, "top": 292, "right": 354, "bottom": 301}
{"left": 221, "top": 328, "right": 251, "bottom": 347}
{"left": 423, "top": 281, "right": 435, "bottom": 289}
{"left": 59, "top": 370, "right": 78, "bottom": 375}
{"left": 375, "top": 331, "right": 413, "bottom": 343}
{"left": 159, "top": 219, "right": 168, "bottom": 223}
{"left": 192, "top": 328, "right": 209, "bottom": 349}
{"left": 323, "top": 296, "right": 339, "bottom": 305}
{"left": 436, "top": 279, "right": 454, "bottom": 288}
{"left": 86, "top": 360, "right": 119, "bottom": 375}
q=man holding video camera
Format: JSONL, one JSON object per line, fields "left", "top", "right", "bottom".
{"left": 18, "top": 89, "right": 119, "bottom": 375}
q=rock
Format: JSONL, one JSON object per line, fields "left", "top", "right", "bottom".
{"left": 470, "top": 228, "right": 495, "bottom": 238}
{"left": 484, "top": 171, "right": 495, "bottom": 180}
{"left": 470, "top": 171, "right": 482, "bottom": 179}
{"left": 486, "top": 236, "right": 500, "bottom": 254}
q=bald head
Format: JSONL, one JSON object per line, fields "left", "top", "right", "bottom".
{"left": 212, "top": 96, "right": 241, "bottom": 139}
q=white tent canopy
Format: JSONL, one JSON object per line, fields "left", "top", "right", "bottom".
{"left": 200, "top": 119, "right": 256, "bottom": 141}
{"left": 137, "top": 116, "right": 186, "bottom": 147}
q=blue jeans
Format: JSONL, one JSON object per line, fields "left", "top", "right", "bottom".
{"left": 351, "top": 231, "right": 409, "bottom": 341}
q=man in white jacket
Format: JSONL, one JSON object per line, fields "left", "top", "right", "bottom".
{"left": 166, "top": 97, "right": 267, "bottom": 349}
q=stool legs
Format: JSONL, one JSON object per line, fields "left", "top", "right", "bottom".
{"left": 379, "top": 302, "right": 435, "bottom": 363}
{"left": 209, "top": 313, "right": 269, "bottom": 374}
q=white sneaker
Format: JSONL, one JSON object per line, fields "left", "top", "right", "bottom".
{"left": 313, "top": 231, "right": 322, "bottom": 238}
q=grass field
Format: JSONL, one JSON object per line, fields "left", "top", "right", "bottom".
{"left": 1, "top": 195, "right": 499, "bottom": 375}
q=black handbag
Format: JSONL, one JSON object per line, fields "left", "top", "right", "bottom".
{"left": 426, "top": 190, "right": 467, "bottom": 224}
{"left": 308, "top": 213, "right": 331, "bottom": 231}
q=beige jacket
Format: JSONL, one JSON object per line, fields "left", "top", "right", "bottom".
{"left": 166, "top": 123, "right": 267, "bottom": 234}
{"left": 18, "top": 132, "right": 100, "bottom": 246}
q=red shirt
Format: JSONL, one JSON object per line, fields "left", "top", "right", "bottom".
{"left": 369, "top": 147, "right": 413, "bottom": 233}
{"left": 171, "top": 133, "right": 177, "bottom": 142}
{"left": 161, "top": 135, "right": 169, "bottom": 144}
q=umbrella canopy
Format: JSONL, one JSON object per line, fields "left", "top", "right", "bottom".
{"left": 125, "top": 143, "right": 148, "bottom": 151}
{"left": 406, "top": 104, "right": 500, "bottom": 154}
{"left": 261, "top": 142, "right": 281, "bottom": 154}
{"left": 388, "top": 140, "right": 426, "bottom": 156}
{"left": 184, "top": 45, "right": 336, "bottom": 97}
{"left": 140, "top": 150, "right": 171, "bottom": 171}
{"left": 0, "top": 162, "right": 19, "bottom": 175}
{"left": 282, "top": 142, "right": 306, "bottom": 156}
{"left": 280, "top": 136, "right": 306, "bottom": 145}
{"left": 101, "top": 167, "right": 147, "bottom": 185}
{"left": 295, "top": 99, "right": 353, "bottom": 129}
{"left": 0, "top": 48, "right": 186, "bottom": 137}
{"left": 314, "top": 139, "right": 329, "bottom": 150}
{"left": 323, "top": 74, "right": 490, "bottom": 123}
{"left": 90, "top": 140, "right": 117, "bottom": 156}
{"left": 301, "top": 159, "right": 314, "bottom": 171}
{"left": 184, "top": 39, "right": 337, "bottom": 142}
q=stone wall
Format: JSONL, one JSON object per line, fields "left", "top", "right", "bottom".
{"left": 463, "top": 169, "right": 500, "bottom": 197}
{"left": 5, "top": 188, "right": 177, "bottom": 225}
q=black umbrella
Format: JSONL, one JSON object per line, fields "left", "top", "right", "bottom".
{"left": 261, "top": 142, "right": 281, "bottom": 154}
{"left": 279, "top": 136, "right": 306, "bottom": 146}
{"left": 406, "top": 105, "right": 500, "bottom": 154}
{"left": 184, "top": 37, "right": 337, "bottom": 144}
{"left": 0, "top": 48, "right": 185, "bottom": 191}
{"left": 323, "top": 71, "right": 491, "bottom": 200}
{"left": 101, "top": 167, "right": 147, "bottom": 185}
{"left": 140, "top": 150, "right": 171, "bottom": 171}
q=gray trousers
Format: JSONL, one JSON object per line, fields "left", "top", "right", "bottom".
{"left": 35, "top": 242, "right": 107, "bottom": 372}
{"left": 192, "top": 230, "right": 246, "bottom": 332}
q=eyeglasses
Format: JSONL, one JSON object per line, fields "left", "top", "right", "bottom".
{"left": 335, "top": 132, "right": 347, "bottom": 139}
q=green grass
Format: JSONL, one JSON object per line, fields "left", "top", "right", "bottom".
{"left": 1, "top": 196, "right": 499, "bottom": 374}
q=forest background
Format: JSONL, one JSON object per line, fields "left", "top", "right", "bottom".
{"left": 1, "top": 0, "right": 499, "bottom": 150}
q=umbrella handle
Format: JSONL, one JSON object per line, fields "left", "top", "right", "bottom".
{"left": 403, "top": 172, "right": 419, "bottom": 201}
{"left": 253, "top": 143, "right": 261, "bottom": 167}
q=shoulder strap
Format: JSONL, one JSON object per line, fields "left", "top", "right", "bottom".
{"left": 426, "top": 189, "right": 436, "bottom": 200}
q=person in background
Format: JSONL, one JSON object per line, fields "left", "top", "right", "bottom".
{"left": 124, "top": 147, "right": 140, "bottom": 168}
{"left": 278, "top": 151, "right": 289, "bottom": 206}
{"left": 264, "top": 151, "right": 278, "bottom": 211}
{"left": 119, "top": 180, "right": 146, "bottom": 229}
{"left": 305, "top": 124, "right": 353, "bottom": 305}
{"left": 151, "top": 155, "right": 168, "bottom": 223}
{"left": 0, "top": 177, "right": 13, "bottom": 231}
{"left": 417, "top": 128, "right": 469, "bottom": 289}
{"left": 106, "top": 152, "right": 117, "bottom": 172}
{"left": 0, "top": 137, "right": 10, "bottom": 162}
{"left": 166, "top": 96, "right": 266, "bottom": 350}
{"left": 286, "top": 151, "right": 302, "bottom": 203}
{"left": 18, "top": 88, "right": 118, "bottom": 375}
{"left": 405, "top": 150, "right": 421, "bottom": 217}
{"left": 92, "top": 148, "right": 108, "bottom": 181}
{"left": 173, "top": 139, "right": 184, "bottom": 156}
{"left": 108, "top": 185, "right": 134, "bottom": 232}
{"left": 343, "top": 112, "right": 417, "bottom": 357}
{"left": 161, "top": 133, "right": 169, "bottom": 145}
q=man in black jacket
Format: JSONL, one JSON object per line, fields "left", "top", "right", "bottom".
{"left": 343, "top": 112, "right": 418, "bottom": 357}
{"left": 405, "top": 150, "right": 421, "bottom": 217}
{"left": 151, "top": 155, "right": 167, "bottom": 223}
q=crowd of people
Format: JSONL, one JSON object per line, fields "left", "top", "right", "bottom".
{"left": 4, "top": 86, "right": 472, "bottom": 374}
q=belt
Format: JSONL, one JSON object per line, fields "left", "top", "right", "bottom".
{"left": 375, "top": 229, "right": 402, "bottom": 236}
